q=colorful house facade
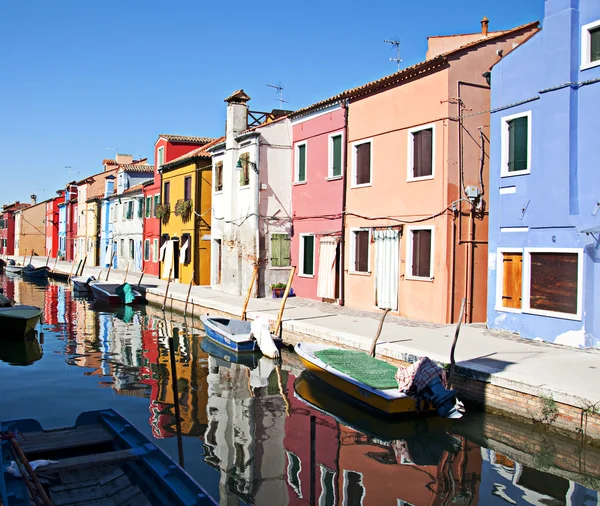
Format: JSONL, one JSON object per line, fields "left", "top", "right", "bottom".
{"left": 144, "top": 134, "right": 216, "bottom": 279}
{"left": 0, "top": 201, "right": 29, "bottom": 257}
{"left": 45, "top": 192, "right": 64, "bottom": 259}
{"left": 15, "top": 197, "right": 46, "bottom": 258}
{"left": 158, "top": 138, "right": 220, "bottom": 285}
{"left": 289, "top": 103, "right": 346, "bottom": 302}
{"left": 487, "top": 0, "right": 600, "bottom": 348}
{"left": 293, "top": 19, "right": 538, "bottom": 324}
{"left": 58, "top": 202, "right": 67, "bottom": 259}
{"left": 209, "top": 90, "right": 292, "bottom": 296}
{"left": 64, "top": 183, "right": 78, "bottom": 261}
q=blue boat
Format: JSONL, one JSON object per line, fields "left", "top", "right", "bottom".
{"left": 200, "top": 315, "right": 259, "bottom": 353}
{"left": 0, "top": 409, "right": 215, "bottom": 506}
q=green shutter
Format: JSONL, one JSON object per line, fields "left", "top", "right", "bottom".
{"left": 281, "top": 234, "right": 291, "bottom": 266}
{"left": 298, "top": 145, "right": 306, "bottom": 182}
{"left": 154, "top": 195, "right": 160, "bottom": 216}
{"left": 271, "top": 234, "right": 282, "bottom": 267}
{"left": 145, "top": 197, "right": 151, "bottom": 218}
{"left": 508, "top": 116, "right": 528, "bottom": 172}
{"left": 303, "top": 235, "right": 314, "bottom": 275}
{"left": 332, "top": 135, "right": 342, "bottom": 177}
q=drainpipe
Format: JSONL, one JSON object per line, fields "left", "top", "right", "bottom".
{"left": 450, "top": 209, "right": 457, "bottom": 322}
{"left": 339, "top": 99, "right": 350, "bottom": 306}
{"left": 255, "top": 139, "right": 261, "bottom": 298}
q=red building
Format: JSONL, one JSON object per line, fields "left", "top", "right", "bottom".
{"left": 142, "top": 135, "right": 215, "bottom": 276}
{"left": 65, "top": 184, "right": 78, "bottom": 261}
{"left": 0, "top": 201, "right": 30, "bottom": 256}
{"left": 45, "top": 191, "right": 64, "bottom": 259}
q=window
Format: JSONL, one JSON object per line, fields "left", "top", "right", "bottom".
{"left": 137, "top": 199, "right": 143, "bottom": 218}
{"left": 329, "top": 133, "right": 343, "bottom": 178}
{"left": 407, "top": 227, "right": 433, "bottom": 279}
{"left": 163, "top": 182, "right": 170, "bottom": 206}
{"left": 343, "top": 470, "right": 365, "bottom": 506}
{"left": 125, "top": 201, "right": 133, "bottom": 220}
{"left": 184, "top": 176, "right": 192, "bottom": 201}
{"left": 295, "top": 142, "right": 307, "bottom": 182}
{"left": 239, "top": 153, "right": 250, "bottom": 187}
{"left": 145, "top": 197, "right": 152, "bottom": 218}
{"left": 154, "top": 195, "right": 160, "bottom": 216}
{"left": 351, "top": 229, "right": 370, "bottom": 273}
{"left": 319, "top": 465, "right": 336, "bottom": 506}
{"left": 120, "top": 239, "right": 124, "bottom": 257}
{"left": 300, "top": 234, "right": 315, "bottom": 276}
{"left": 498, "top": 251, "right": 523, "bottom": 310}
{"left": 214, "top": 161, "right": 223, "bottom": 192}
{"left": 408, "top": 125, "right": 434, "bottom": 180}
{"left": 501, "top": 111, "right": 531, "bottom": 176}
{"left": 523, "top": 249, "right": 582, "bottom": 319}
{"left": 153, "top": 239, "right": 159, "bottom": 262}
{"left": 129, "top": 239, "right": 135, "bottom": 260}
{"left": 157, "top": 146, "right": 164, "bottom": 168}
{"left": 582, "top": 20, "right": 600, "bottom": 69}
{"left": 181, "top": 233, "right": 192, "bottom": 265}
{"left": 144, "top": 239, "right": 150, "bottom": 261}
{"left": 271, "top": 233, "right": 291, "bottom": 267}
{"left": 113, "top": 204, "right": 118, "bottom": 222}
{"left": 286, "top": 451, "right": 302, "bottom": 498}
{"left": 352, "top": 140, "right": 372, "bottom": 186}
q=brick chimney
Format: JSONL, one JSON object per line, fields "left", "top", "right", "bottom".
{"left": 481, "top": 16, "right": 489, "bottom": 37}
{"left": 115, "top": 153, "right": 133, "bottom": 165}
{"left": 30, "top": 194, "right": 37, "bottom": 205}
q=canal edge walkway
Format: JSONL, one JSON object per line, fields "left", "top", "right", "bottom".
{"left": 13, "top": 256, "right": 600, "bottom": 444}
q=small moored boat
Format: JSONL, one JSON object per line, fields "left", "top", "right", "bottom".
{"left": 89, "top": 282, "right": 146, "bottom": 305}
{"left": 70, "top": 275, "right": 97, "bottom": 293}
{"left": 0, "top": 409, "right": 215, "bottom": 506}
{"left": 201, "top": 315, "right": 281, "bottom": 355}
{"left": 4, "top": 264, "right": 24, "bottom": 275}
{"left": 0, "top": 306, "right": 42, "bottom": 336}
{"left": 295, "top": 342, "right": 463, "bottom": 419}
{"left": 22, "top": 265, "right": 50, "bottom": 279}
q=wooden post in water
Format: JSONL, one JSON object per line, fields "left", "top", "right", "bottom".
{"left": 276, "top": 365, "right": 291, "bottom": 417}
{"left": 448, "top": 297, "right": 467, "bottom": 387}
{"left": 273, "top": 266, "right": 296, "bottom": 337}
{"left": 162, "top": 266, "right": 173, "bottom": 311}
{"left": 168, "top": 327, "right": 185, "bottom": 468}
{"left": 29, "top": 250, "right": 34, "bottom": 265}
{"left": 183, "top": 270, "right": 195, "bottom": 317}
{"left": 52, "top": 255, "right": 59, "bottom": 273}
{"left": 137, "top": 265, "right": 146, "bottom": 288}
{"left": 369, "top": 308, "right": 391, "bottom": 357}
{"left": 310, "top": 415, "right": 316, "bottom": 506}
{"left": 45, "top": 253, "right": 50, "bottom": 267}
{"left": 106, "top": 251, "right": 116, "bottom": 281}
{"left": 241, "top": 264, "right": 259, "bottom": 321}
{"left": 123, "top": 261, "right": 130, "bottom": 284}
{"left": 68, "top": 258, "right": 80, "bottom": 283}
{"left": 79, "top": 254, "right": 88, "bottom": 276}
{"left": 22, "top": 249, "right": 27, "bottom": 265}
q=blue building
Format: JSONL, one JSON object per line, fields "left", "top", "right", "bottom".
{"left": 99, "top": 175, "right": 116, "bottom": 269}
{"left": 487, "top": 0, "right": 600, "bottom": 347}
{"left": 58, "top": 202, "right": 67, "bottom": 260}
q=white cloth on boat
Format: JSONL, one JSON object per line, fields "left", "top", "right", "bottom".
{"left": 6, "top": 459, "right": 58, "bottom": 477}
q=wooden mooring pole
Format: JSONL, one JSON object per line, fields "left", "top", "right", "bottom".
{"left": 448, "top": 297, "right": 467, "bottom": 387}
{"left": 183, "top": 270, "right": 195, "bottom": 318}
{"left": 106, "top": 251, "right": 116, "bottom": 281}
{"left": 241, "top": 264, "right": 259, "bottom": 321}
{"left": 273, "top": 266, "right": 296, "bottom": 336}
{"left": 168, "top": 327, "right": 185, "bottom": 469}
{"left": 162, "top": 266, "right": 173, "bottom": 311}
{"left": 137, "top": 265, "right": 146, "bottom": 288}
{"left": 369, "top": 308, "right": 391, "bottom": 357}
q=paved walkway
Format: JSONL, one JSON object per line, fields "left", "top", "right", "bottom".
{"left": 11, "top": 256, "right": 600, "bottom": 409}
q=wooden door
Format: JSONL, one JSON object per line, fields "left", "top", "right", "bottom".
{"left": 502, "top": 252, "right": 522, "bottom": 309}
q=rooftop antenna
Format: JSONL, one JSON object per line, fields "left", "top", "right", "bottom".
{"left": 266, "top": 83, "right": 289, "bottom": 109}
{"left": 384, "top": 38, "right": 402, "bottom": 71}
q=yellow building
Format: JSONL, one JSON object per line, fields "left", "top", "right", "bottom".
{"left": 158, "top": 139, "right": 220, "bottom": 285}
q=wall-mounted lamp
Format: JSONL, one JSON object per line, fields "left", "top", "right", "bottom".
{"left": 235, "top": 157, "right": 259, "bottom": 173}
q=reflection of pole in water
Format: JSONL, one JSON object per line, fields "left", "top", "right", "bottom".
{"left": 169, "top": 324, "right": 185, "bottom": 468}
{"left": 310, "top": 415, "right": 316, "bottom": 506}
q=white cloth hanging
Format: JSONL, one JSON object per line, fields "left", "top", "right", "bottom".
{"left": 179, "top": 238, "right": 189, "bottom": 264}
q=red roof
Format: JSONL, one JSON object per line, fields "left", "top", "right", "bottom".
{"left": 157, "top": 134, "right": 216, "bottom": 144}
{"left": 161, "top": 136, "right": 226, "bottom": 169}
{"left": 119, "top": 164, "right": 154, "bottom": 173}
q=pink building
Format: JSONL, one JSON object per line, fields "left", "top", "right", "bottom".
{"left": 289, "top": 104, "right": 346, "bottom": 302}
{"left": 45, "top": 192, "right": 64, "bottom": 259}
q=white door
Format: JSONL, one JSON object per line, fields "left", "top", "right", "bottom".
{"left": 374, "top": 229, "right": 399, "bottom": 310}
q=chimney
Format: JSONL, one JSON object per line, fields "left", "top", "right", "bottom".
{"left": 104, "top": 175, "right": 116, "bottom": 198}
{"left": 225, "top": 90, "right": 251, "bottom": 138}
{"left": 481, "top": 16, "right": 489, "bottom": 37}
{"left": 115, "top": 153, "right": 133, "bottom": 165}
{"left": 30, "top": 194, "right": 37, "bottom": 205}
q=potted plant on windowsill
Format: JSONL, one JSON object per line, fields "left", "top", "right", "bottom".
{"left": 155, "top": 204, "right": 170, "bottom": 224}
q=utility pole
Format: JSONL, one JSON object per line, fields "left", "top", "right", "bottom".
{"left": 384, "top": 39, "right": 402, "bottom": 71}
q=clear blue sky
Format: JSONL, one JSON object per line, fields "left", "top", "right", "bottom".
{"left": 0, "top": 0, "right": 544, "bottom": 207}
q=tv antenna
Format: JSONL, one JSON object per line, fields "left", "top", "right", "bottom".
{"left": 266, "top": 83, "right": 289, "bottom": 109}
{"left": 384, "top": 38, "right": 402, "bottom": 71}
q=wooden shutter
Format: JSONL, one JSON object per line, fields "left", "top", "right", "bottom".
{"left": 271, "top": 234, "right": 291, "bottom": 267}
{"left": 184, "top": 177, "right": 192, "bottom": 201}
{"left": 355, "top": 230, "right": 369, "bottom": 272}
{"left": 215, "top": 162, "right": 223, "bottom": 192}
{"left": 356, "top": 143, "right": 371, "bottom": 185}
{"left": 413, "top": 129, "right": 433, "bottom": 178}
{"left": 501, "top": 253, "right": 522, "bottom": 308}
{"left": 302, "top": 235, "right": 314, "bottom": 275}
{"left": 591, "top": 27, "right": 600, "bottom": 62}
{"left": 281, "top": 234, "right": 291, "bottom": 266}
{"left": 240, "top": 153, "right": 250, "bottom": 186}
{"left": 508, "top": 117, "right": 528, "bottom": 172}
{"left": 332, "top": 136, "right": 342, "bottom": 177}
{"left": 164, "top": 182, "right": 170, "bottom": 206}
{"left": 297, "top": 144, "right": 306, "bottom": 182}
{"left": 530, "top": 252, "right": 578, "bottom": 314}
{"left": 412, "top": 230, "right": 432, "bottom": 277}
{"left": 182, "top": 234, "right": 192, "bottom": 265}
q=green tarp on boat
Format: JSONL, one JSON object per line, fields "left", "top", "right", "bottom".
{"left": 314, "top": 348, "right": 399, "bottom": 390}
{"left": 115, "top": 283, "right": 136, "bottom": 305}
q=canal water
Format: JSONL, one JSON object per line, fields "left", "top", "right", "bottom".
{"left": 1, "top": 275, "right": 600, "bottom": 506}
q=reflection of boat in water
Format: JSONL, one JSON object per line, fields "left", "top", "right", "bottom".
{"left": 0, "top": 409, "right": 215, "bottom": 505}
{"left": 0, "top": 305, "right": 42, "bottom": 336}
{"left": 200, "top": 336, "right": 261, "bottom": 370}
{"left": 0, "top": 329, "right": 43, "bottom": 365}
{"left": 293, "top": 371, "right": 461, "bottom": 464}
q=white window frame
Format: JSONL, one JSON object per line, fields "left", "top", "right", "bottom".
{"left": 406, "top": 123, "right": 436, "bottom": 182}
{"left": 405, "top": 225, "right": 435, "bottom": 281}
{"left": 153, "top": 238, "right": 159, "bottom": 262}
{"left": 349, "top": 227, "right": 371, "bottom": 275}
{"left": 522, "top": 247, "right": 584, "bottom": 320}
{"left": 319, "top": 465, "right": 336, "bottom": 506}
{"left": 500, "top": 111, "right": 532, "bottom": 177}
{"left": 299, "top": 233, "right": 315, "bottom": 277}
{"left": 144, "top": 239, "right": 151, "bottom": 261}
{"left": 294, "top": 141, "right": 307, "bottom": 184}
{"left": 342, "top": 470, "right": 365, "bottom": 506}
{"left": 351, "top": 138, "right": 373, "bottom": 188}
{"left": 156, "top": 146, "right": 165, "bottom": 168}
{"left": 581, "top": 20, "right": 600, "bottom": 70}
{"left": 286, "top": 451, "right": 302, "bottom": 498}
{"left": 328, "top": 131, "right": 344, "bottom": 180}
{"left": 494, "top": 247, "right": 524, "bottom": 314}
{"left": 213, "top": 159, "right": 224, "bottom": 195}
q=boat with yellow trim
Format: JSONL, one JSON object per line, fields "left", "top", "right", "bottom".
{"left": 295, "top": 342, "right": 463, "bottom": 418}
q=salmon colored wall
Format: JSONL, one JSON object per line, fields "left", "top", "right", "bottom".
{"left": 291, "top": 107, "right": 345, "bottom": 300}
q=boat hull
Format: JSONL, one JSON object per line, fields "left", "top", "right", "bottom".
{"left": 0, "top": 306, "right": 42, "bottom": 338}
{"left": 90, "top": 283, "right": 145, "bottom": 305}
{"left": 295, "top": 342, "right": 434, "bottom": 416}
{"left": 201, "top": 316, "right": 257, "bottom": 353}
{"left": 4, "top": 265, "right": 24, "bottom": 274}
{"left": 70, "top": 276, "right": 93, "bottom": 292}
{"left": 22, "top": 266, "right": 50, "bottom": 279}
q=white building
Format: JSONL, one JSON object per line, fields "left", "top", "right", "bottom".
{"left": 209, "top": 90, "right": 293, "bottom": 296}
